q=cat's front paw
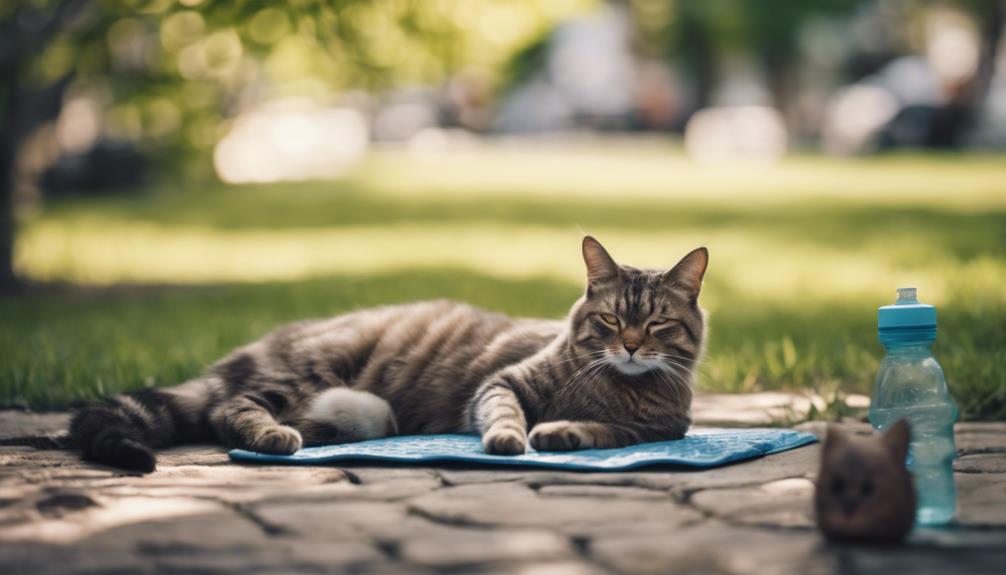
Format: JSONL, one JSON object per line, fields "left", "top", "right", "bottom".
{"left": 251, "top": 425, "right": 303, "bottom": 454}
{"left": 483, "top": 427, "right": 526, "bottom": 455}
{"left": 529, "top": 421, "right": 593, "bottom": 451}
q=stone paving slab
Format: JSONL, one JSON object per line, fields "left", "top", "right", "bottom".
{"left": 0, "top": 401, "right": 1003, "bottom": 574}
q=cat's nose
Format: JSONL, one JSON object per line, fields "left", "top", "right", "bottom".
{"left": 623, "top": 342, "right": 639, "bottom": 355}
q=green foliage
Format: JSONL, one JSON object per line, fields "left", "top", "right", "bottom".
{"left": 11, "top": 0, "right": 592, "bottom": 159}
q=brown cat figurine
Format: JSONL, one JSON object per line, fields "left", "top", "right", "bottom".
{"left": 815, "top": 419, "right": 916, "bottom": 543}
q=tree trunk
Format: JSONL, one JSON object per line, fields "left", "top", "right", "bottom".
{"left": 939, "top": 0, "right": 1005, "bottom": 147}
{"left": 672, "top": 3, "right": 717, "bottom": 113}
{"left": 0, "top": 81, "right": 19, "bottom": 292}
{"left": 0, "top": 71, "right": 72, "bottom": 293}
{"left": 0, "top": 0, "right": 89, "bottom": 293}
{"left": 764, "top": 49, "right": 795, "bottom": 130}
{"left": 0, "top": 172, "right": 15, "bottom": 292}
{"left": 974, "top": 0, "right": 1005, "bottom": 102}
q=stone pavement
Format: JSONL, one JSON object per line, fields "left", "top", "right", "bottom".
{"left": 0, "top": 393, "right": 1003, "bottom": 575}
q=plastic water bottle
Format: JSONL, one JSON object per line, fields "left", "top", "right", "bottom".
{"left": 869, "top": 287, "right": 957, "bottom": 525}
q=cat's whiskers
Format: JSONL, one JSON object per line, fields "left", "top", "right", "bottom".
{"left": 564, "top": 357, "right": 611, "bottom": 392}
{"left": 562, "top": 358, "right": 605, "bottom": 389}
{"left": 567, "top": 357, "right": 609, "bottom": 385}
{"left": 662, "top": 363, "right": 694, "bottom": 386}
{"left": 656, "top": 353, "right": 695, "bottom": 376}
{"left": 557, "top": 349, "right": 608, "bottom": 366}
{"left": 653, "top": 354, "right": 695, "bottom": 394}
{"left": 662, "top": 363, "right": 693, "bottom": 380}
{"left": 657, "top": 352, "right": 695, "bottom": 363}
{"left": 653, "top": 366, "right": 689, "bottom": 403}
{"left": 569, "top": 363, "right": 610, "bottom": 394}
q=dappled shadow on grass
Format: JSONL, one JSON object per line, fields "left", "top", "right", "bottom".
{"left": 2, "top": 268, "right": 1003, "bottom": 420}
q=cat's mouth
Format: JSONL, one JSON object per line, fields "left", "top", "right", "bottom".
{"left": 609, "top": 353, "right": 655, "bottom": 375}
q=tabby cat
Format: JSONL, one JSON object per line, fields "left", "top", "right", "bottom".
{"left": 71, "top": 237, "right": 708, "bottom": 472}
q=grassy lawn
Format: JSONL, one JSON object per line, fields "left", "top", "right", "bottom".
{"left": 3, "top": 144, "right": 1004, "bottom": 419}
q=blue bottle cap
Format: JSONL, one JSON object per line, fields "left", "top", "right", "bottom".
{"left": 878, "top": 287, "right": 937, "bottom": 344}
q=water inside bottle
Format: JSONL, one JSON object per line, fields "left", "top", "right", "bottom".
{"left": 870, "top": 403, "right": 957, "bottom": 525}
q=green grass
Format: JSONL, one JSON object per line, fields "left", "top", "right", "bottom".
{"left": 0, "top": 270, "right": 578, "bottom": 408}
{"left": 3, "top": 145, "right": 1005, "bottom": 419}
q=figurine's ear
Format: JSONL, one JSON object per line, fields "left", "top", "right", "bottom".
{"left": 823, "top": 424, "right": 849, "bottom": 455}
{"left": 881, "top": 419, "right": 911, "bottom": 462}
{"left": 582, "top": 236, "right": 618, "bottom": 286}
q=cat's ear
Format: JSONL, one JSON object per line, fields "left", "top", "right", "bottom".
{"left": 881, "top": 419, "right": 911, "bottom": 462}
{"left": 663, "top": 247, "right": 708, "bottom": 299}
{"left": 582, "top": 236, "right": 618, "bottom": 286}
{"left": 824, "top": 424, "right": 849, "bottom": 452}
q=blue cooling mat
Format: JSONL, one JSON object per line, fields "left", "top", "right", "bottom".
{"left": 229, "top": 428, "right": 816, "bottom": 471}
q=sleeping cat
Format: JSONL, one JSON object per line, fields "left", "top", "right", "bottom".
{"left": 71, "top": 236, "right": 708, "bottom": 472}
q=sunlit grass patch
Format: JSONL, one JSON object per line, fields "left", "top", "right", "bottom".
{"left": 22, "top": 217, "right": 995, "bottom": 302}
{"left": 355, "top": 147, "right": 1006, "bottom": 208}
{"left": 17, "top": 201, "right": 1006, "bottom": 313}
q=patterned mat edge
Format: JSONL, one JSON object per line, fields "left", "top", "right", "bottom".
{"left": 229, "top": 429, "right": 818, "bottom": 471}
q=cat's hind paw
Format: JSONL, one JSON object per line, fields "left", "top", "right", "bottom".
{"left": 483, "top": 428, "right": 526, "bottom": 455}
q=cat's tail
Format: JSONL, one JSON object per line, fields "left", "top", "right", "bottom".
{"left": 70, "top": 378, "right": 217, "bottom": 472}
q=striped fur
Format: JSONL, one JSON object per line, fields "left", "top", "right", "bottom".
{"left": 70, "top": 237, "right": 707, "bottom": 471}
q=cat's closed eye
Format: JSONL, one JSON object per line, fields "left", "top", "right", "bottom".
{"left": 647, "top": 318, "right": 676, "bottom": 331}
{"left": 599, "top": 313, "right": 619, "bottom": 327}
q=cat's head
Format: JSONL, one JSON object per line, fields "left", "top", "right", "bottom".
{"left": 814, "top": 419, "right": 916, "bottom": 543}
{"left": 569, "top": 236, "right": 708, "bottom": 379}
